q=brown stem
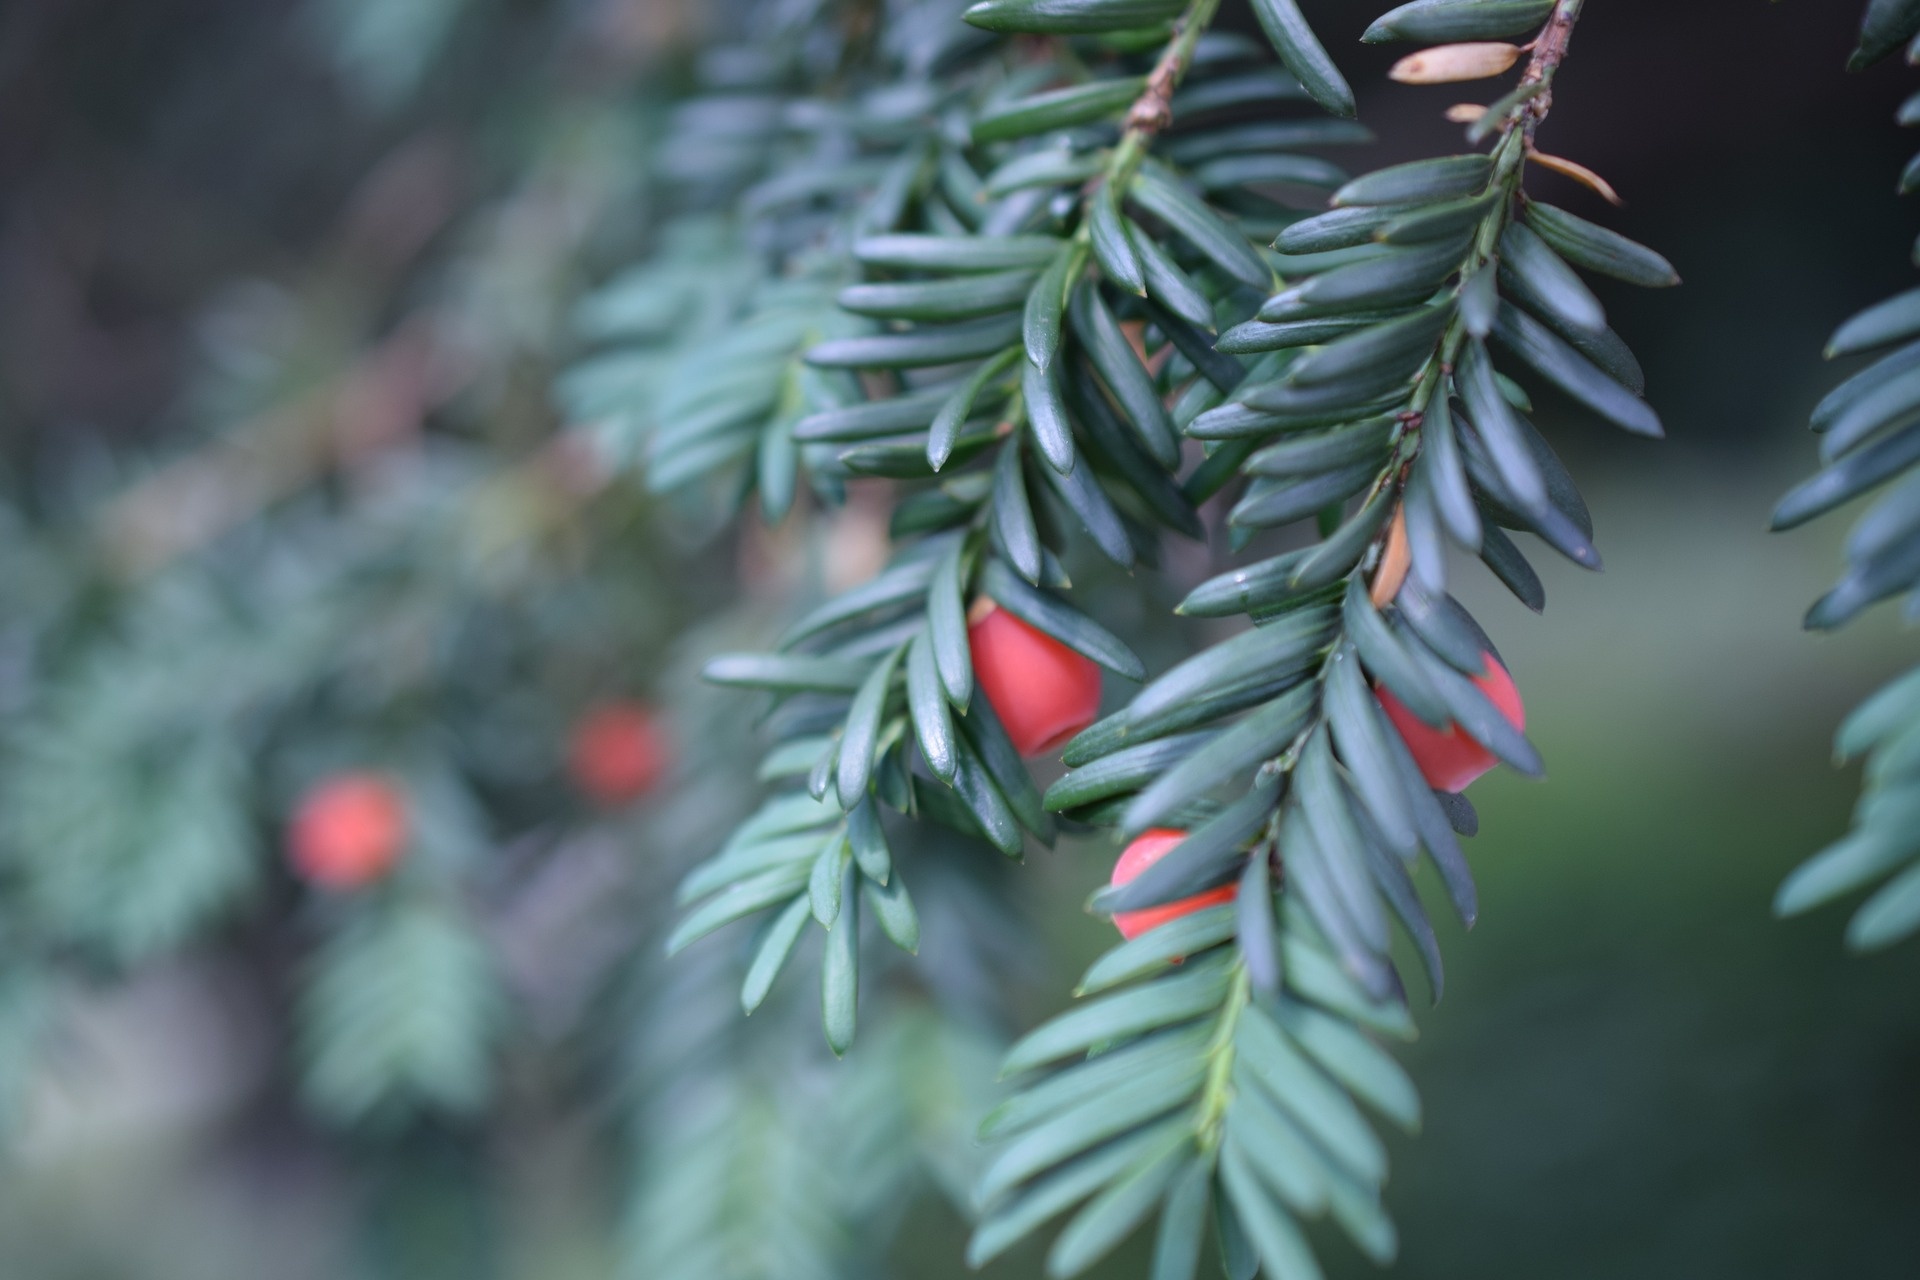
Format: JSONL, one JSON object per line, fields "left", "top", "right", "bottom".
{"left": 1519, "top": 0, "right": 1586, "bottom": 142}
{"left": 1124, "top": 51, "right": 1182, "bottom": 136}
{"left": 1120, "top": 0, "right": 1222, "bottom": 142}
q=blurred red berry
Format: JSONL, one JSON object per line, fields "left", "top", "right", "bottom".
{"left": 967, "top": 600, "right": 1101, "bottom": 758}
{"left": 1109, "top": 828, "right": 1240, "bottom": 941}
{"left": 569, "top": 701, "right": 670, "bottom": 806}
{"left": 288, "top": 773, "right": 408, "bottom": 890}
{"left": 1375, "top": 650, "right": 1525, "bottom": 793}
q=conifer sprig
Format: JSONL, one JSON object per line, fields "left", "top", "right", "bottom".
{"left": 638, "top": 0, "right": 1368, "bottom": 1053}
{"left": 1774, "top": 0, "right": 1920, "bottom": 952}
{"left": 573, "top": 0, "right": 1678, "bottom": 1274}
{"left": 974, "top": 3, "right": 1679, "bottom": 1274}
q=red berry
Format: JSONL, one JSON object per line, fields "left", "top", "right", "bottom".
{"left": 1375, "top": 650, "right": 1525, "bottom": 793}
{"left": 1109, "top": 828, "right": 1239, "bottom": 941}
{"left": 967, "top": 601, "right": 1101, "bottom": 758}
{"left": 569, "top": 701, "right": 670, "bottom": 806}
{"left": 288, "top": 773, "right": 408, "bottom": 890}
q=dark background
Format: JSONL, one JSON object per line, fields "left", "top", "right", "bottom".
{"left": 2, "top": 1, "right": 1918, "bottom": 1277}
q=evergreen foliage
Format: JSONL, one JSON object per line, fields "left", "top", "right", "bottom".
{"left": 19, "top": 0, "right": 1920, "bottom": 1274}
{"left": 300, "top": 890, "right": 502, "bottom": 1123}
{"left": 567, "top": 0, "right": 1683, "bottom": 1274}
{"left": 1775, "top": 0, "right": 1920, "bottom": 953}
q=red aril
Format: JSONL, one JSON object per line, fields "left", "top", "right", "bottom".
{"left": 570, "top": 701, "right": 670, "bottom": 806}
{"left": 288, "top": 772, "right": 408, "bottom": 890}
{"left": 1375, "top": 651, "right": 1524, "bottom": 793}
{"left": 1109, "top": 828, "right": 1239, "bottom": 941}
{"left": 967, "top": 600, "right": 1101, "bottom": 758}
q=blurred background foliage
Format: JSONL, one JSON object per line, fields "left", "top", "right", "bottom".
{"left": 0, "top": 0, "right": 1916, "bottom": 1277}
